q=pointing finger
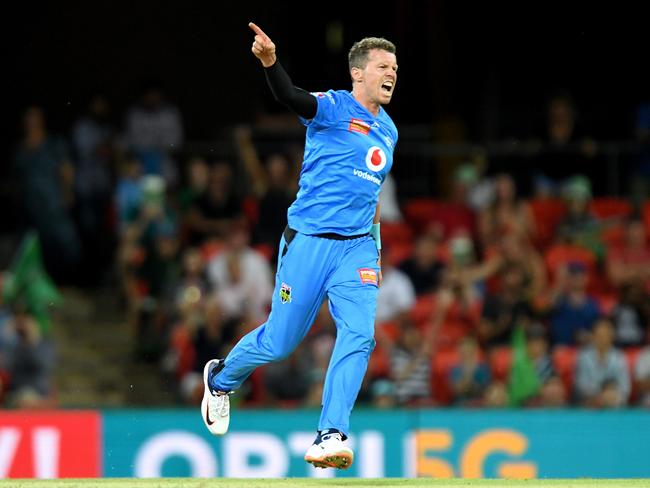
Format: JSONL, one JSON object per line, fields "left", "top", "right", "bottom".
{"left": 248, "top": 22, "right": 269, "bottom": 41}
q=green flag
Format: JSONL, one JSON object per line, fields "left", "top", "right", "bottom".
{"left": 508, "top": 325, "right": 541, "bottom": 406}
{"left": 2, "top": 232, "right": 62, "bottom": 333}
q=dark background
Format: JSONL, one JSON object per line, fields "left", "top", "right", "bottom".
{"left": 7, "top": 1, "right": 649, "bottom": 145}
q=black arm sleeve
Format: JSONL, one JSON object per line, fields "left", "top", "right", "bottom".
{"left": 264, "top": 61, "right": 317, "bottom": 120}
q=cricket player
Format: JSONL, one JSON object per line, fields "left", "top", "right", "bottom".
{"left": 202, "top": 21, "right": 398, "bottom": 470}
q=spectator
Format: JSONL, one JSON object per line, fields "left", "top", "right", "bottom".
{"left": 635, "top": 346, "right": 650, "bottom": 407}
{"left": 14, "top": 106, "right": 81, "bottom": 279}
{"left": 234, "top": 127, "right": 298, "bottom": 247}
{"left": 186, "top": 161, "right": 244, "bottom": 244}
{"left": 375, "top": 247, "right": 416, "bottom": 324}
{"left": 370, "top": 379, "right": 397, "bottom": 409}
{"left": 446, "top": 232, "right": 500, "bottom": 302}
{"left": 556, "top": 175, "right": 604, "bottom": 258}
{"left": 526, "top": 323, "right": 556, "bottom": 385}
{"left": 399, "top": 228, "right": 446, "bottom": 295}
{"left": 0, "top": 311, "right": 55, "bottom": 408}
{"left": 524, "top": 323, "right": 566, "bottom": 407}
{"left": 378, "top": 174, "right": 403, "bottom": 223}
{"left": 388, "top": 321, "right": 433, "bottom": 405}
{"left": 178, "top": 157, "right": 210, "bottom": 215}
{"left": 449, "top": 336, "right": 490, "bottom": 406}
{"left": 611, "top": 280, "right": 650, "bottom": 347}
{"left": 478, "top": 173, "right": 536, "bottom": 247}
{"left": 479, "top": 264, "right": 533, "bottom": 348}
{"left": 575, "top": 318, "right": 630, "bottom": 407}
{"left": 124, "top": 81, "right": 183, "bottom": 182}
{"left": 547, "top": 262, "right": 600, "bottom": 346}
{"left": 207, "top": 225, "right": 273, "bottom": 325}
{"left": 254, "top": 154, "right": 296, "bottom": 247}
{"left": 486, "top": 233, "right": 546, "bottom": 300}
{"left": 534, "top": 92, "right": 597, "bottom": 183}
{"left": 115, "top": 153, "right": 144, "bottom": 232}
{"left": 537, "top": 376, "right": 568, "bottom": 407}
{"left": 483, "top": 381, "right": 509, "bottom": 407}
{"left": 607, "top": 218, "right": 650, "bottom": 290}
{"left": 71, "top": 94, "right": 114, "bottom": 243}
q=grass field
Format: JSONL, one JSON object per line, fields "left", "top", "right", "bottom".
{"left": 1, "top": 479, "right": 649, "bottom": 488}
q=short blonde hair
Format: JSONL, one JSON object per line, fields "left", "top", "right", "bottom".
{"left": 348, "top": 37, "right": 396, "bottom": 70}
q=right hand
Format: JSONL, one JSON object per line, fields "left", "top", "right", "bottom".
{"left": 249, "top": 22, "right": 276, "bottom": 68}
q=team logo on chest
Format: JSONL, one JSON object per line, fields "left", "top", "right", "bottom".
{"left": 365, "top": 146, "right": 387, "bottom": 172}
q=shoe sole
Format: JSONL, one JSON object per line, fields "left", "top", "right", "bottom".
{"left": 201, "top": 360, "right": 228, "bottom": 436}
{"left": 305, "top": 450, "right": 354, "bottom": 470}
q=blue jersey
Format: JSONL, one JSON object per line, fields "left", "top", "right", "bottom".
{"left": 287, "top": 90, "right": 398, "bottom": 236}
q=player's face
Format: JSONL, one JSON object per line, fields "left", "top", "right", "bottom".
{"left": 361, "top": 49, "right": 398, "bottom": 105}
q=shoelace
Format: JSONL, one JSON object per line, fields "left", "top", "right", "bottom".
{"left": 209, "top": 393, "right": 230, "bottom": 418}
{"left": 320, "top": 433, "right": 342, "bottom": 443}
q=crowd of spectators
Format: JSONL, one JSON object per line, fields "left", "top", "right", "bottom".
{"left": 4, "top": 86, "right": 650, "bottom": 410}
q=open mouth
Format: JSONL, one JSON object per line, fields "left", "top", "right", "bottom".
{"left": 381, "top": 80, "right": 394, "bottom": 95}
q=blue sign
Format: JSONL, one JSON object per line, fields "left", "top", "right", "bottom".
{"left": 102, "top": 409, "right": 650, "bottom": 479}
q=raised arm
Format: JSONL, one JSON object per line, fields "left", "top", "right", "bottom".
{"left": 249, "top": 22, "right": 317, "bottom": 120}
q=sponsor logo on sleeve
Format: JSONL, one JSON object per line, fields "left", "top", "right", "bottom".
{"left": 349, "top": 118, "right": 371, "bottom": 135}
{"left": 358, "top": 268, "right": 378, "bottom": 285}
{"left": 312, "top": 92, "right": 335, "bottom": 104}
{"left": 279, "top": 282, "right": 292, "bottom": 303}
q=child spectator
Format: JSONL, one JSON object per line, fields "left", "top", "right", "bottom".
{"left": 449, "top": 336, "right": 490, "bottom": 406}
{"left": 611, "top": 280, "right": 650, "bottom": 347}
{"left": 575, "top": 318, "right": 630, "bottom": 407}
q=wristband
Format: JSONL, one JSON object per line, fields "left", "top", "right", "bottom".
{"left": 370, "top": 223, "right": 381, "bottom": 250}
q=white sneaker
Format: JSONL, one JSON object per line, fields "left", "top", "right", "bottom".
{"left": 304, "top": 431, "right": 354, "bottom": 470}
{"left": 201, "top": 359, "right": 230, "bottom": 435}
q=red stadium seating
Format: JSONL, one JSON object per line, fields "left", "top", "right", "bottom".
{"left": 489, "top": 346, "right": 513, "bottom": 381}
{"left": 431, "top": 348, "right": 460, "bottom": 405}
{"left": 552, "top": 346, "right": 578, "bottom": 395}
{"left": 643, "top": 200, "right": 650, "bottom": 234}
{"left": 380, "top": 222, "right": 414, "bottom": 247}
{"left": 242, "top": 196, "right": 260, "bottom": 226}
{"left": 403, "top": 198, "right": 443, "bottom": 232}
{"left": 529, "top": 198, "right": 567, "bottom": 248}
{"left": 589, "top": 197, "right": 633, "bottom": 220}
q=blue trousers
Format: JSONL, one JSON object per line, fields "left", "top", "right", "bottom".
{"left": 213, "top": 231, "right": 380, "bottom": 436}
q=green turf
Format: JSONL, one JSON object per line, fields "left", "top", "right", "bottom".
{"left": 1, "top": 479, "right": 649, "bottom": 488}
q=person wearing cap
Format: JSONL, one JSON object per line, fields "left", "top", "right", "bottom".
{"left": 548, "top": 261, "right": 601, "bottom": 346}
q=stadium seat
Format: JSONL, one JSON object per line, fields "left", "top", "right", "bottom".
{"left": 489, "top": 346, "right": 512, "bottom": 381}
{"left": 242, "top": 196, "right": 260, "bottom": 226}
{"left": 593, "top": 292, "right": 619, "bottom": 315}
{"left": 385, "top": 242, "right": 414, "bottom": 265}
{"left": 589, "top": 197, "right": 633, "bottom": 220}
{"left": 529, "top": 198, "right": 567, "bottom": 248}
{"left": 552, "top": 346, "right": 578, "bottom": 395}
{"left": 380, "top": 222, "right": 414, "bottom": 247}
{"left": 200, "top": 239, "right": 226, "bottom": 261}
{"left": 368, "top": 343, "right": 391, "bottom": 378}
{"left": 431, "top": 347, "right": 460, "bottom": 405}
{"left": 253, "top": 243, "right": 274, "bottom": 261}
{"left": 410, "top": 294, "right": 436, "bottom": 324}
{"left": 643, "top": 200, "right": 650, "bottom": 234}
{"left": 544, "top": 243, "right": 597, "bottom": 282}
{"left": 403, "top": 198, "right": 443, "bottom": 232}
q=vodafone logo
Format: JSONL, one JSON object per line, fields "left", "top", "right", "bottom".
{"left": 365, "top": 146, "right": 387, "bottom": 172}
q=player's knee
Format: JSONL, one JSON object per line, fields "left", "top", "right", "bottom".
{"left": 350, "top": 328, "right": 375, "bottom": 353}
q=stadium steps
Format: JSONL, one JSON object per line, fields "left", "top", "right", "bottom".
{"left": 52, "top": 287, "right": 177, "bottom": 407}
